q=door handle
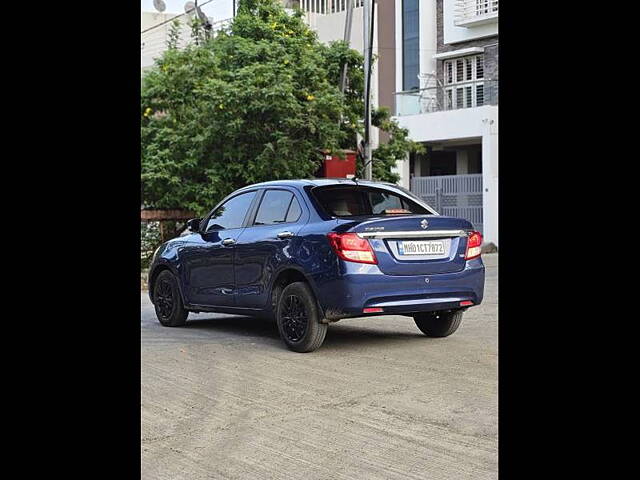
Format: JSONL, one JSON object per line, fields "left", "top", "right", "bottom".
{"left": 222, "top": 238, "right": 236, "bottom": 246}
{"left": 277, "top": 231, "right": 295, "bottom": 239}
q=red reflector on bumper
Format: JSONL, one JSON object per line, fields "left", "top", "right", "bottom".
{"left": 363, "top": 308, "right": 384, "bottom": 313}
{"left": 460, "top": 301, "right": 474, "bottom": 307}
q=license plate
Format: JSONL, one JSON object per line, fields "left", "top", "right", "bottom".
{"left": 397, "top": 240, "right": 446, "bottom": 256}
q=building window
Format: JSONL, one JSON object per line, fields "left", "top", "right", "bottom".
{"left": 476, "top": 0, "right": 499, "bottom": 15}
{"left": 443, "top": 54, "right": 485, "bottom": 109}
{"left": 402, "top": 0, "right": 420, "bottom": 91}
{"left": 476, "top": 56, "right": 484, "bottom": 79}
{"left": 456, "top": 59, "right": 464, "bottom": 82}
{"left": 476, "top": 83, "right": 484, "bottom": 105}
{"left": 445, "top": 61, "right": 453, "bottom": 84}
{"left": 476, "top": 0, "right": 489, "bottom": 15}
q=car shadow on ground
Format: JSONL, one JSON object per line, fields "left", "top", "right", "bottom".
{"left": 322, "top": 323, "right": 426, "bottom": 349}
{"left": 184, "top": 315, "right": 428, "bottom": 349}
{"left": 185, "top": 315, "right": 281, "bottom": 340}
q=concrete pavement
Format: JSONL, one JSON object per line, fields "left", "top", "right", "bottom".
{"left": 141, "top": 254, "right": 498, "bottom": 479}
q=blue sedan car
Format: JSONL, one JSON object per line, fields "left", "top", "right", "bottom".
{"left": 149, "top": 179, "right": 485, "bottom": 352}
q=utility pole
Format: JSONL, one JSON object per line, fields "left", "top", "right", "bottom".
{"left": 339, "top": 0, "right": 354, "bottom": 94}
{"left": 363, "top": 0, "right": 375, "bottom": 180}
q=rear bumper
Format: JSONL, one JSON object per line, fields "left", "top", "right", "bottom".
{"left": 313, "top": 258, "right": 485, "bottom": 320}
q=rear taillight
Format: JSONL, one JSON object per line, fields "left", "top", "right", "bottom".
{"left": 327, "top": 232, "right": 377, "bottom": 264}
{"left": 465, "top": 231, "right": 482, "bottom": 260}
{"left": 363, "top": 307, "right": 384, "bottom": 313}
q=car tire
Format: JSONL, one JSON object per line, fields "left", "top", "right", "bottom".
{"left": 153, "top": 270, "right": 188, "bottom": 327}
{"left": 262, "top": 281, "right": 285, "bottom": 322}
{"left": 413, "top": 310, "right": 463, "bottom": 337}
{"left": 276, "top": 282, "right": 327, "bottom": 353}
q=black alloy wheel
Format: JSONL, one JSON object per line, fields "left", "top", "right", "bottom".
{"left": 155, "top": 279, "right": 174, "bottom": 319}
{"left": 276, "top": 282, "right": 327, "bottom": 353}
{"left": 153, "top": 270, "right": 188, "bottom": 327}
{"left": 280, "top": 294, "right": 309, "bottom": 342}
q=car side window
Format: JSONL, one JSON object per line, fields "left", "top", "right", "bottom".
{"left": 254, "top": 190, "right": 295, "bottom": 225}
{"left": 206, "top": 191, "right": 256, "bottom": 231}
{"left": 285, "top": 197, "right": 302, "bottom": 223}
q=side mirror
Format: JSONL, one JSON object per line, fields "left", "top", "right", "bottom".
{"left": 186, "top": 218, "right": 201, "bottom": 233}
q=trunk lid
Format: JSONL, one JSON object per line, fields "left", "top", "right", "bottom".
{"left": 336, "top": 215, "right": 473, "bottom": 275}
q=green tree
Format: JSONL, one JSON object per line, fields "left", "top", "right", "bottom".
{"left": 141, "top": 0, "right": 420, "bottom": 215}
{"left": 166, "top": 19, "right": 182, "bottom": 50}
{"left": 371, "top": 106, "right": 425, "bottom": 183}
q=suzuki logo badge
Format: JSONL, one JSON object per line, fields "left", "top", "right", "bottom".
{"left": 420, "top": 219, "right": 428, "bottom": 229}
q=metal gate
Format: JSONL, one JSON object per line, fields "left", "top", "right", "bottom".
{"left": 411, "top": 174, "right": 483, "bottom": 234}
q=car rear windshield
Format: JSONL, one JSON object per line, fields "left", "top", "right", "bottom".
{"left": 312, "top": 186, "right": 431, "bottom": 217}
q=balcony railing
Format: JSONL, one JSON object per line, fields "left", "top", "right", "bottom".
{"left": 394, "top": 79, "right": 498, "bottom": 117}
{"left": 454, "top": 0, "right": 499, "bottom": 27}
{"left": 299, "top": 0, "right": 363, "bottom": 14}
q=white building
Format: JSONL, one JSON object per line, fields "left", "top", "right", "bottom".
{"left": 393, "top": 0, "right": 498, "bottom": 247}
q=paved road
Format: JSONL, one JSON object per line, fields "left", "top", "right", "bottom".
{"left": 141, "top": 254, "right": 498, "bottom": 480}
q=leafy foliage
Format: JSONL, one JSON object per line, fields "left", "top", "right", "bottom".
{"left": 166, "top": 19, "right": 182, "bottom": 50}
{"left": 141, "top": 0, "right": 420, "bottom": 215}
{"left": 370, "top": 107, "right": 425, "bottom": 183}
{"left": 141, "top": 222, "right": 161, "bottom": 269}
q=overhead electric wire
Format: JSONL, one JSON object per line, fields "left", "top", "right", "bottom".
{"left": 141, "top": 0, "right": 217, "bottom": 35}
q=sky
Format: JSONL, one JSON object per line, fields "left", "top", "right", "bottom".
{"left": 141, "top": 0, "right": 234, "bottom": 21}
